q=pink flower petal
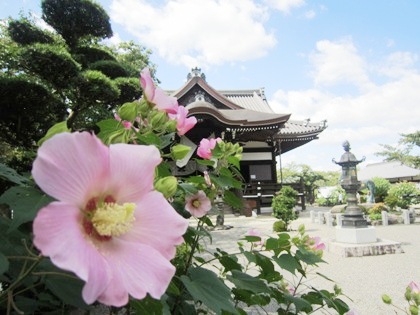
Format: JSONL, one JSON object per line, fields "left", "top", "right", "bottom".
{"left": 33, "top": 202, "right": 111, "bottom": 303}
{"left": 152, "top": 87, "right": 179, "bottom": 114}
{"left": 121, "top": 191, "right": 188, "bottom": 260}
{"left": 140, "top": 68, "right": 155, "bottom": 102}
{"left": 32, "top": 132, "right": 109, "bottom": 207}
{"left": 108, "top": 144, "right": 162, "bottom": 203}
{"left": 101, "top": 239, "right": 176, "bottom": 303}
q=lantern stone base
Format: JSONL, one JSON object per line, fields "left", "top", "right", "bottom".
{"left": 328, "top": 238, "right": 403, "bottom": 257}
{"left": 335, "top": 226, "right": 377, "bottom": 244}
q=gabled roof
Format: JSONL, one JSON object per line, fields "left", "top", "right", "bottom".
{"left": 169, "top": 68, "right": 327, "bottom": 153}
{"left": 358, "top": 161, "right": 420, "bottom": 182}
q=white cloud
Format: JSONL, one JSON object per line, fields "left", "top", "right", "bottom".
{"left": 309, "top": 38, "right": 374, "bottom": 91}
{"left": 264, "top": 0, "right": 305, "bottom": 14}
{"left": 270, "top": 38, "right": 420, "bottom": 170}
{"left": 304, "top": 10, "right": 316, "bottom": 19}
{"left": 110, "top": 0, "right": 276, "bottom": 68}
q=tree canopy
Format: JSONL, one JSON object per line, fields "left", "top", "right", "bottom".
{"left": 375, "top": 131, "right": 420, "bottom": 169}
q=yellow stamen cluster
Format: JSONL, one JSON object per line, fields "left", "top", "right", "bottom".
{"left": 91, "top": 202, "right": 136, "bottom": 237}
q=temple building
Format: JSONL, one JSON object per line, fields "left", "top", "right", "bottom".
{"left": 169, "top": 67, "right": 327, "bottom": 186}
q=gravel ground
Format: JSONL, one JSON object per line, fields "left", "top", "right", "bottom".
{"left": 204, "top": 207, "right": 420, "bottom": 315}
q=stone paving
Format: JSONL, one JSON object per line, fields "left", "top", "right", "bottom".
{"left": 203, "top": 206, "right": 420, "bottom": 314}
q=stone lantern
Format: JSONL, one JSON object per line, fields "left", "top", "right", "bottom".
{"left": 332, "top": 141, "right": 377, "bottom": 244}
{"left": 333, "top": 140, "right": 367, "bottom": 227}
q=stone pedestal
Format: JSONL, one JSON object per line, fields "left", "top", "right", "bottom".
{"left": 335, "top": 226, "right": 377, "bottom": 244}
{"left": 328, "top": 239, "right": 404, "bottom": 257}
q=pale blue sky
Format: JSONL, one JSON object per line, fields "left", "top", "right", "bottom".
{"left": 2, "top": 0, "right": 419, "bottom": 171}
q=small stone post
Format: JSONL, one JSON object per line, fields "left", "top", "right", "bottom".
{"left": 381, "top": 211, "right": 388, "bottom": 226}
{"left": 325, "top": 212, "right": 333, "bottom": 227}
{"left": 336, "top": 214, "right": 343, "bottom": 226}
{"left": 317, "top": 211, "right": 324, "bottom": 224}
{"left": 310, "top": 210, "right": 316, "bottom": 223}
{"left": 402, "top": 210, "right": 410, "bottom": 225}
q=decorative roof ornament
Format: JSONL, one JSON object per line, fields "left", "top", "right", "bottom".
{"left": 187, "top": 67, "right": 206, "bottom": 81}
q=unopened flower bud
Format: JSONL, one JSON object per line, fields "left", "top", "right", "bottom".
{"left": 117, "top": 102, "right": 138, "bottom": 121}
{"left": 107, "top": 129, "right": 129, "bottom": 144}
{"left": 155, "top": 176, "right": 178, "bottom": 199}
{"left": 407, "top": 287, "right": 413, "bottom": 301}
{"left": 410, "top": 305, "right": 419, "bottom": 315}
{"left": 138, "top": 98, "right": 151, "bottom": 116}
{"left": 381, "top": 294, "right": 392, "bottom": 304}
{"left": 150, "top": 110, "right": 168, "bottom": 128}
{"left": 164, "top": 119, "right": 178, "bottom": 132}
{"left": 171, "top": 144, "right": 191, "bottom": 160}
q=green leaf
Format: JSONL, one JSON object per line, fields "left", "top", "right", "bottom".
{"left": 0, "top": 186, "right": 54, "bottom": 231}
{"left": 37, "top": 121, "right": 70, "bottom": 146}
{"left": 284, "top": 294, "right": 313, "bottom": 312}
{"left": 0, "top": 163, "right": 31, "bottom": 186}
{"left": 138, "top": 131, "right": 162, "bottom": 146}
{"left": 273, "top": 253, "right": 301, "bottom": 275}
{"left": 223, "top": 190, "right": 243, "bottom": 209}
{"left": 96, "top": 118, "right": 122, "bottom": 142}
{"left": 45, "top": 275, "right": 89, "bottom": 309}
{"left": 227, "top": 156, "right": 241, "bottom": 169}
{"left": 181, "top": 267, "right": 238, "bottom": 314}
{"left": 131, "top": 295, "right": 171, "bottom": 315}
{"left": 295, "top": 247, "right": 325, "bottom": 265}
{"left": 218, "top": 255, "right": 242, "bottom": 273}
{"left": 0, "top": 251, "right": 9, "bottom": 275}
{"left": 227, "top": 270, "right": 270, "bottom": 294}
{"left": 195, "top": 158, "right": 216, "bottom": 167}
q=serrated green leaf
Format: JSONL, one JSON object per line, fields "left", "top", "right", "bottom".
{"left": 0, "top": 163, "right": 31, "bottom": 186}
{"left": 181, "top": 267, "right": 238, "bottom": 314}
{"left": 273, "top": 253, "right": 301, "bottom": 275}
{"left": 0, "top": 186, "right": 54, "bottom": 232}
{"left": 223, "top": 190, "right": 243, "bottom": 209}
{"left": 195, "top": 159, "right": 216, "bottom": 167}
{"left": 284, "top": 294, "right": 313, "bottom": 312}
{"left": 37, "top": 121, "right": 70, "bottom": 146}
{"left": 218, "top": 255, "right": 242, "bottom": 273}
{"left": 295, "top": 247, "right": 325, "bottom": 265}
{"left": 227, "top": 270, "right": 270, "bottom": 294}
{"left": 0, "top": 251, "right": 9, "bottom": 275}
{"left": 96, "top": 119, "right": 122, "bottom": 142}
{"left": 131, "top": 295, "right": 170, "bottom": 315}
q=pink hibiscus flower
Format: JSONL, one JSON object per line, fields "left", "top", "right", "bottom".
{"left": 308, "top": 236, "right": 326, "bottom": 251}
{"left": 409, "top": 281, "right": 420, "bottom": 293}
{"left": 197, "top": 137, "right": 221, "bottom": 160}
{"left": 140, "top": 68, "right": 178, "bottom": 114}
{"left": 32, "top": 132, "right": 188, "bottom": 307}
{"left": 168, "top": 105, "right": 197, "bottom": 136}
{"left": 185, "top": 190, "right": 212, "bottom": 218}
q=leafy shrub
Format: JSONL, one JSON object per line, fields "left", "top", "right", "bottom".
{"left": 385, "top": 182, "right": 419, "bottom": 210}
{"left": 272, "top": 186, "right": 298, "bottom": 228}
{"left": 369, "top": 212, "right": 382, "bottom": 221}
{"left": 372, "top": 177, "right": 391, "bottom": 202}
{"left": 368, "top": 202, "right": 388, "bottom": 215}
{"left": 272, "top": 219, "right": 286, "bottom": 232}
{"left": 89, "top": 60, "right": 130, "bottom": 79}
{"left": 8, "top": 18, "right": 55, "bottom": 45}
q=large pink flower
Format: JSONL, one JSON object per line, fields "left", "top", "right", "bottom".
{"left": 308, "top": 236, "right": 326, "bottom": 251}
{"left": 185, "top": 190, "right": 212, "bottom": 218}
{"left": 140, "top": 68, "right": 178, "bottom": 114}
{"left": 197, "top": 137, "right": 221, "bottom": 160}
{"left": 32, "top": 132, "right": 188, "bottom": 307}
{"left": 169, "top": 105, "right": 197, "bottom": 136}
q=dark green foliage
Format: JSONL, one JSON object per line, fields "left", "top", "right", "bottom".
{"left": 0, "top": 75, "right": 66, "bottom": 146}
{"left": 272, "top": 186, "right": 299, "bottom": 228}
{"left": 20, "top": 43, "right": 81, "bottom": 88}
{"left": 77, "top": 70, "right": 120, "bottom": 104}
{"left": 7, "top": 18, "right": 55, "bottom": 45}
{"left": 385, "top": 182, "right": 419, "bottom": 209}
{"left": 89, "top": 60, "right": 130, "bottom": 79}
{"left": 73, "top": 45, "right": 116, "bottom": 68}
{"left": 114, "top": 77, "right": 142, "bottom": 104}
{"left": 42, "top": 0, "right": 112, "bottom": 47}
{"left": 372, "top": 177, "right": 391, "bottom": 202}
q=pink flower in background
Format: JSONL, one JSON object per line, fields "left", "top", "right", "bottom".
{"left": 308, "top": 236, "right": 326, "bottom": 251}
{"left": 246, "top": 228, "right": 264, "bottom": 246}
{"left": 114, "top": 113, "right": 132, "bottom": 129}
{"left": 32, "top": 132, "right": 188, "bottom": 307}
{"left": 185, "top": 190, "right": 212, "bottom": 218}
{"left": 197, "top": 137, "right": 221, "bottom": 160}
{"left": 169, "top": 105, "right": 197, "bottom": 135}
{"left": 140, "top": 68, "right": 178, "bottom": 114}
{"left": 409, "top": 281, "right": 420, "bottom": 293}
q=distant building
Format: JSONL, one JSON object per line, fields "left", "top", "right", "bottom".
{"left": 168, "top": 67, "right": 327, "bottom": 184}
{"left": 358, "top": 161, "right": 420, "bottom": 183}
